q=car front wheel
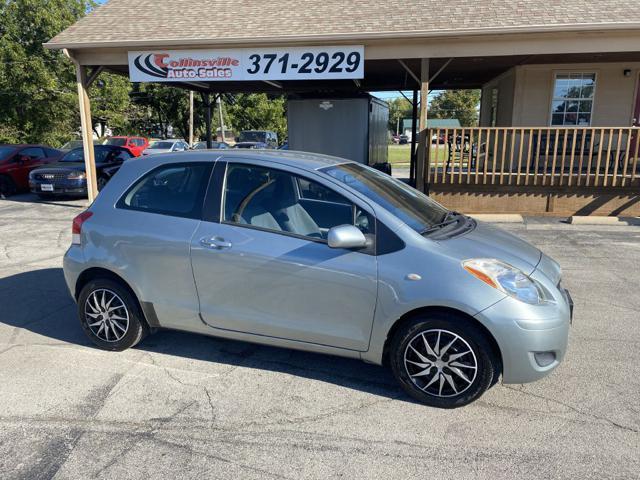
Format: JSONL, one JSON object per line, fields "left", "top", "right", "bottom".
{"left": 77, "top": 278, "right": 147, "bottom": 351}
{"left": 389, "top": 313, "right": 497, "bottom": 408}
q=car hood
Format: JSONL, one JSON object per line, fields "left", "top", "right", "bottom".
{"left": 32, "top": 160, "right": 111, "bottom": 172}
{"left": 439, "top": 220, "right": 542, "bottom": 275}
{"left": 32, "top": 162, "right": 86, "bottom": 172}
{"left": 143, "top": 148, "right": 172, "bottom": 155}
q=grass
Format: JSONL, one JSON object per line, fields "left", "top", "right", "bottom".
{"left": 387, "top": 144, "right": 452, "bottom": 167}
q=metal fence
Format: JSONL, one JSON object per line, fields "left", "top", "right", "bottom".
{"left": 424, "top": 127, "right": 640, "bottom": 188}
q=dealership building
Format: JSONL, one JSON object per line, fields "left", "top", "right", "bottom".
{"left": 47, "top": 0, "right": 640, "bottom": 215}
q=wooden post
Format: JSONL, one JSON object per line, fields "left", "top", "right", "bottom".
{"left": 74, "top": 64, "right": 98, "bottom": 202}
{"left": 217, "top": 94, "right": 225, "bottom": 142}
{"left": 409, "top": 89, "right": 418, "bottom": 186}
{"left": 416, "top": 58, "right": 429, "bottom": 192}
{"left": 203, "top": 92, "right": 212, "bottom": 149}
{"left": 188, "top": 91, "right": 194, "bottom": 146}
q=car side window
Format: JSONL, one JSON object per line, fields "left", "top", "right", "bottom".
{"left": 118, "top": 163, "right": 211, "bottom": 219}
{"left": 20, "top": 147, "right": 45, "bottom": 159}
{"left": 222, "top": 163, "right": 374, "bottom": 241}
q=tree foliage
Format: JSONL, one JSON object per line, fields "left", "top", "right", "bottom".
{"left": 428, "top": 90, "right": 481, "bottom": 127}
{"left": 0, "top": 0, "right": 94, "bottom": 145}
{"left": 226, "top": 94, "right": 287, "bottom": 142}
{"left": 0, "top": 1, "right": 289, "bottom": 146}
{"left": 387, "top": 97, "right": 413, "bottom": 134}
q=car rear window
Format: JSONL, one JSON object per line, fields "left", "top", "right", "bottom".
{"left": 117, "top": 163, "right": 212, "bottom": 219}
{"left": 105, "top": 138, "right": 127, "bottom": 146}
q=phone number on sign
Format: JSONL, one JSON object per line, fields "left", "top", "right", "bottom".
{"left": 246, "top": 51, "right": 362, "bottom": 76}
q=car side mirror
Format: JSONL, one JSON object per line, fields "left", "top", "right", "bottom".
{"left": 327, "top": 225, "right": 367, "bottom": 249}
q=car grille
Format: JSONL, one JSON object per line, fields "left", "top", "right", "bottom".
{"left": 34, "top": 172, "right": 69, "bottom": 181}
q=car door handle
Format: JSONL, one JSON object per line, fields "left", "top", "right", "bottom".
{"left": 200, "top": 236, "right": 232, "bottom": 250}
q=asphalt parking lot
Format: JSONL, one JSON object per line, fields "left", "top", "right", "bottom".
{"left": 0, "top": 194, "right": 638, "bottom": 480}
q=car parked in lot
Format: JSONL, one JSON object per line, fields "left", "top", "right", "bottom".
{"left": 234, "top": 130, "right": 278, "bottom": 149}
{"left": 0, "top": 144, "right": 62, "bottom": 196}
{"left": 192, "top": 141, "right": 230, "bottom": 150}
{"left": 103, "top": 136, "right": 149, "bottom": 157}
{"left": 63, "top": 150, "right": 572, "bottom": 408}
{"left": 29, "top": 145, "right": 133, "bottom": 197}
{"left": 142, "top": 139, "right": 189, "bottom": 156}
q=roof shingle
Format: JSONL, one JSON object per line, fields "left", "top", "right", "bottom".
{"left": 47, "top": 0, "right": 640, "bottom": 48}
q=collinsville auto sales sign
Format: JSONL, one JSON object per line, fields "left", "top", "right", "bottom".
{"left": 128, "top": 46, "right": 364, "bottom": 82}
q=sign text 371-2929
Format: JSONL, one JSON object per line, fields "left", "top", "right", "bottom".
{"left": 128, "top": 46, "right": 364, "bottom": 82}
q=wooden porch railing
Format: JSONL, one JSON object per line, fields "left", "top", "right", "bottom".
{"left": 423, "top": 127, "right": 640, "bottom": 188}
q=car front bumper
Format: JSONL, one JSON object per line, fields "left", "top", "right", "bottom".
{"left": 30, "top": 178, "right": 87, "bottom": 195}
{"left": 474, "top": 287, "right": 572, "bottom": 384}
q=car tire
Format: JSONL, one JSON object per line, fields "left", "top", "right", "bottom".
{"left": 77, "top": 278, "right": 148, "bottom": 351}
{"left": 389, "top": 313, "right": 497, "bottom": 408}
{"left": 0, "top": 175, "right": 17, "bottom": 197}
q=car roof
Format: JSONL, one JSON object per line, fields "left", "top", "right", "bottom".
{"left": 150, "top": 149, "right": 353, "bottom": 171}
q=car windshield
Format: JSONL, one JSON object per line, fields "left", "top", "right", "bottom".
{"left": 238, "top": 132, "right": 266, "bottom": 143}
{"left": 321, "top": 163, "right": 449, "bottom": 232}
{"left": 104, "top": 138, "right": 127, "bottom": 146}
{"left": 150, "top": 141, "right": 174, "bottom": 149}
{"left": 60, "top": 147, "right": 114, "bottom": 163}
{"left": 0, "top": 146, "right": 17, "bottom": 161}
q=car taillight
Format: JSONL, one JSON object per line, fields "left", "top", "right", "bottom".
{"left": 71, "top": 211, "right": 93, "bottom": 245}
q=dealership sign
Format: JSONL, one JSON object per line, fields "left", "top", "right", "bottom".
{"left": 128, "top": 46, "right": 364, "bottom": 82}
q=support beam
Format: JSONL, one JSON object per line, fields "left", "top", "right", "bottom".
{"left": 263, "top": 80, "right": 282, "bottom": 89}
{"left": 397, "top": 59, "right": 420, "bottom": 85}
{"left": 64, "top": 50, "right": 98, "bottom": 202}
{"left": 416, "top": 59, "right": 429, "bottom": 192}
{"left": 216, "top": 94, "right": 225, "bottom": 142}
{"left": 85, "top": 66, "right": 105, "bottom": 89}
{"left": 410, "top": 89, "right": 418, "bottom": 186}
{"left": 188, "top": 91, "right": 194, "bottom": 146}
{"left": 203, "top": 92, "right": 212, "bottom": 149}
{"left": 429, "top": 58, "right": 453, "bottom": 83}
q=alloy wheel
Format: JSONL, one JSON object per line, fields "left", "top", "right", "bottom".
{"left": 403, "top": 329, "right": 478, "bottom": 397}
{"left": 84, "top": 289, "right": 130, "bottom": 342}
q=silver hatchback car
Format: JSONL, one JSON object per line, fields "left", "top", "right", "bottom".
{"left": 64, "top": 150, "right": 572, "bottom": 408}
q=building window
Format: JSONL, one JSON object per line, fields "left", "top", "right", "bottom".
{"left": 551, "top": 73, "right": 596, "bottom": 126}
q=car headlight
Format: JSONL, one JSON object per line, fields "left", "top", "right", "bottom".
{"left": 462, "top": 258, "right": 548, "bottom": 305}
{"left": 67, "top": 171, "right": 86, "bottom": 180}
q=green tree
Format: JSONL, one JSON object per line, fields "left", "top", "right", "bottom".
{"left": 429, "top": 90, "right": 481, "bottom": 127}
{"left": 0, "top": 0, "right": 96, "bottom": 146}
{"left": 226, "top": 94, "right": 287, "bottom": 142}
{"left": 387, "top": 97, "right": 413, "bottom": 134}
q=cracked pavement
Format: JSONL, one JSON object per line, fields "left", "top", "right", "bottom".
{"left": 0, "top": 193, "right": 638, "bottom": 479}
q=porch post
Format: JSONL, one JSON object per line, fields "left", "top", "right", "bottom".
{"left": 74, "top": 64, "right": 98, "bottom": 202}
{"left": 416, "top": 58, "right": 429, "bottom": 192}
{"left": 204, "top": 92, "right": 212, "bottom": 149}
{"left": 409, "top": 89, "right": 418, "bottom": 186}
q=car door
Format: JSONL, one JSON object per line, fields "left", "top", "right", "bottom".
{"left": 11, "top": 147, "right": 46, "bottom": 187}
{"left": 190, "top": 159, "right": 378, "bottom": 351}
{"left": 112, "top": 161, "right": 213, "bottom": 327}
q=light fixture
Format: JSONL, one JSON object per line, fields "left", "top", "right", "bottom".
{"left": 624, "top": 69, "right": 632, "bottom": 77}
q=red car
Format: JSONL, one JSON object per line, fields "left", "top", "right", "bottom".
{"left": 103, "top": 136, "right": 149, "bottom": 157}
{"left": 0, "top": 144, "right": 62, "bottom": 196}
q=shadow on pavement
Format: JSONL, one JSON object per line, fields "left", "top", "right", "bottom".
{"left": 0, "top": 267, "right": 405, "bottom": 402}
{"left": 1, "top": 192, "right": 87, "bottom": 208}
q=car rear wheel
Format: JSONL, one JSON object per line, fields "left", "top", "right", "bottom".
{"left": 389, "top": 313, "right": 497, "bottom": 408}
{"left": 0, "top": 175, "right": 17, "bottom": 197}
{"left": 77, "top": 278, "right": 147, "bottom": 351}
